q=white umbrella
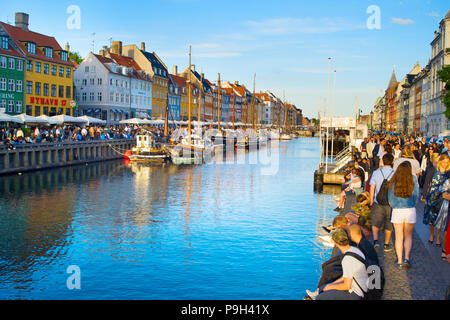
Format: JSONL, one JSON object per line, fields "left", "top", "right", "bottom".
{"left": 119, "top": 118, "right": 151, "bottom": 125}
{"left": 37, "top": 115, "right": 62, "bottom": 125}
{"left": 51, "top": 115, "right": 88, "bottom": 124}
{"left": 13, "top": 113, "right": 49, "bottom": 124}
{"left": 77, "top": 115, "right": 106, "bottom": 125}
{"left": 0, "top": 112, "right": 24, "bottom": 124}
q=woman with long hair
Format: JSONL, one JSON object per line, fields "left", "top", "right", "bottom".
{"left": 388, "top": 161, "right": 419, "bottom": 268}
{"left": 393, "top": 145, "right": 422, "bottom": 177}
{"left": 423, "top": 154, "right": 450, "bottom": 246}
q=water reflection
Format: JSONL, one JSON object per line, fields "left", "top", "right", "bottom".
{"left": 0, "top": 138, "right": 339, "bottom": 299}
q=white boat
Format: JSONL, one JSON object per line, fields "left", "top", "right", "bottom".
{"left": 124, "top": 133, "right": 169, "bottom": 163}
{"left": 280, "top": 133, "right": 292, "bottom": 141}
{"left": 170, "top": 134, "right": 213, "bottom": 165}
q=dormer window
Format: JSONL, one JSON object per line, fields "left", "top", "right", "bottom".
{"left": 60, "top": 51, "right": 68, "bottom": 62}
{"left": 27, "top": 42, "right": 36, "bottom": 54}
{"left": 44, "top": 47, "right": 53, "bottom": 59}
{"left": 1, "top": 37, "right": 8, "bottom": 50}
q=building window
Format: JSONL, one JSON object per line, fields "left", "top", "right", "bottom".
{"left": 90, "top": 92, "right": 94, "bottom": 101}
{"left": 35, "top": 106, "right": 41, "bottom": 116}
{"left": 82, "top": 79, "right": 87, "bottom": 86}
{"left": 8, "top": 58, "right": 14, "bottom": 69}
{"left": 26, "top": 81, "right": 32, "bottom": 94}
{"left": 82, "top": 93, "right": 86, "bottom": 101}
{"left": 90, "top": 78, "right": 94, "bottom": 85}
{"left": 43, "top": 84, "right": 49, "bottom": 96}
{"left": 98, "top": 92, "right": 102, "bottom": 101}
{"left": 26, "top": 105, "right": 32, "bottom": 115}
{"left": 35, "top": 82, "right": 41, "bottom": 95}
{"left": 66, "top": 108, "right": 71, "bottom": 116}
{"left": 98, "top": 78, "right": 102, "bottom": 85}
{"left": 44, "top": 63, "right": 49, "bottom": 75}
{"left": 0, "top": 100, "right": 6, "bottom": 111}
{"left": 35, "top": 62, "right": 41, "bottom": 73}
{"left": 44, "top": 47, "right": 53, "bottom": 59}
{"left": 51, "top": 85, "right": 56, "bottom": 97}
{"left": 27, "top": 42, "right": 36, "bottom": 54}
{"left": 0, "top": 56, "right": 6, "bottom": 68}
{"left": 16, "top": 80, "right": 22, "bottom": 93}
{"left": 85, "top": 66, "right": 89, "bottom": 73}
{"left": 116, "top": 93, "right": 119, "bottom": 102}
{"left": 51, "top": 65, "right": 57, "bottom": 76}
{"left": 66, "top": 68, "right": 71, "bottom": 78}
{"left": 15, "top": 101, "right": 22, "bottom": 113}
{"left": 0, "top": 78, "right": 6, "bottom": 91}
{"left": 7, "top": 100, "right": 14, "bottom": 113}
{"left": 59, "top": 85, "right": 64, "bottom": 98}
{"left": 17, "top": 60, "right": 23, "bottom": 71}
{"left": 110, "top": 92, "right": 114, "bottom": 102}
{"left": 43, "top": 106, "right": 48, "bottom": 115}
{"left": 27, "top": 60, "right": 33, "bottom": 72}
{"left": 1, "top": 37, "right": 8, "bottom": 50}
{"left": 59, "top": 66, "right": 64, "bottom": 77}
{"left": 66, "top": 86, "right": 71, "bottom": 99}
{"left": 60, "top": 51, "right": 68, "bottom": 62}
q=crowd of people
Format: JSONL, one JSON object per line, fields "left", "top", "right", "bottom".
{"left": 306, "top": 132, "right": 450, "bottom": 300}
{"left": 0, "top": 125, "right": 171, "bottom": 150}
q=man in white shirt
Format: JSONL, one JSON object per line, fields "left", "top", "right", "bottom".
{"left": 315, "top": 229, "right": 368, "bottom": 300}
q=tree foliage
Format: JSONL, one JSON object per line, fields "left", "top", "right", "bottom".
{"left": 437, "top": 64, "right": 450, "bottom": 119}
{"left": 69, "top": 51, "right": 83, "bottom": 65}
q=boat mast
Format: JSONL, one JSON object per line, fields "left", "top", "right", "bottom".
{"left": 252, "top": 73, "right": 256, "bottom": 130}
{"left": 188, "top": 45, "right": 192, "bottom": 142}
{"left": 164, "top": 91, "right": 169, "bottom": 137}
{"left": 217, "top": 73, "right": 221, "bottom": 131}
{"left": 244, "top": 89, "right": 247, "bottom": 132}
{"left": 232, "top": 90, "right": 235, "bottom": 130}
{"left": 197, "top": 72, "right": 203, "bottom": 135}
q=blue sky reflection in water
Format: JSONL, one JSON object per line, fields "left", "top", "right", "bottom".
{"left": 0, "top": 138, "right": 338, "bottom": 299}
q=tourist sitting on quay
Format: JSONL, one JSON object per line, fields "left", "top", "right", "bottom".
{"left": 307, "top": 229, "right": 370, "bottom": 300}
{"left": 345, "top": 192, "right": 372, "bottom": 238}
{"left": 388, "top": 161, "right": 420, "bottom": 268}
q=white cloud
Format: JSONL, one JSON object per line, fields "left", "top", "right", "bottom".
{"left": 391, "top": 17, "right": 415, "bottom": 25}
{"left": 427, "top": 11, "right": 440, "bottom": 17}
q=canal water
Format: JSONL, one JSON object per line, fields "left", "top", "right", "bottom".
{"left": 0, "top": 137, "right": 339, "bottom": 300}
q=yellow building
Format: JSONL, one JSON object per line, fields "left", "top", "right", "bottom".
{"left": 2, "top": 13, "right": 74, "bottom": 117}
{"left": 122, "top": 42, "right": 168, "bottom": 119}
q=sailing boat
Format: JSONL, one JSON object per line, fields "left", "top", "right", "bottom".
{"left": 170, "top": 46, "right": 213, "bottom": 165}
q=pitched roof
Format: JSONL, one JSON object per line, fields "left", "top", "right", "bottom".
{"left": 0, "top": 35, "right": 24, "bottom": 59}
{"left": 1, "top": 22, "right": 72, "bottom": 66}
{"left": 141, "top": 50, "right": 168, "bottom": 78}
{"left": 109, "top": 53, "right": 142, "bottom": 71}
{"left": 387, "top": 70, "right": 398, "bottom": 89}
{"left": 170, "top": 74, "right": 187, "bottom": 88}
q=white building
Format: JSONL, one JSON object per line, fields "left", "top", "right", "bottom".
{"left": 428, "top": 10, "right": 450, "bottom": 136}
{"left": 74, "top": 52, "right": 132, "bottom": 123}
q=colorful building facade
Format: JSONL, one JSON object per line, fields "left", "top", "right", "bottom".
{"left": 1, "top": 14, "right": 74, "bottom": 117}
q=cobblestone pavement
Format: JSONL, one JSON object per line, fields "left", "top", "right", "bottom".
{"left": 377, "top": 204, "right": 450, "bottom": 300}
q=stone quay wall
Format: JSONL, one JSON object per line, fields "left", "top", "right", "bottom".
{"left": 0, "top": 139, "right": 135, "bottom": 176}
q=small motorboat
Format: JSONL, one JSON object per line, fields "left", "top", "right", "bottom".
{"left": 280, "top": 133, "right": 292, "bottom": 141}
{"left": 124, "top": 133, "right": 170, "bottom": 163}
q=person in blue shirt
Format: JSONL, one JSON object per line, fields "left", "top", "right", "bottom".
{"left": 388, "top": 161, "right": 419, "bottom": 268}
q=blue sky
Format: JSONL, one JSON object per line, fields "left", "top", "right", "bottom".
{"left": 2, "top": 0, "right": 449, "bottom": 118}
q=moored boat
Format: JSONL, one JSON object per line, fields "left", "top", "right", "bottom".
{"left": 124, "top": 133, "right": 170, "bottom": 163}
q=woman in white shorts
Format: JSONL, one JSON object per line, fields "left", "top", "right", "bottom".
{"left": 388, "top": 161, "right": 420, "bottom": 268}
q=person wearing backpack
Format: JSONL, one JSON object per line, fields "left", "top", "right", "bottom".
{"left": 388, "top": 161, "right": 419, "bottom": 268}
{"left": 369, "top": 153, "right": 395, "bottom": 252}
{"left": 315, "top": 229, "right": 369, "bottom": 300}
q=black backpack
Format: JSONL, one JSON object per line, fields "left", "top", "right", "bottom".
{"left": 376, "top": 170, "right": 394, "bottom": 205}
{"left": 344, "top": 252, "right": 385, "bottom": 300}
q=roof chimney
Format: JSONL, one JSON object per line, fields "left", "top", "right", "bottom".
{"left": 141, "top": 42, "right": 146, "bottom": 51}
{"left": 65, "top": 42, "right": 70, "bottom": 52}
{"left": 111, "top": 41, "right": 122, "bottom": 56}
{"left": 15, "top": 12, "right": 29, "bottom": 31}
{"left": 190, "top": 64, "right": 195, "bottom": 72}
{"left": 172, "top": 65, "right": 178, "bottom": 75}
